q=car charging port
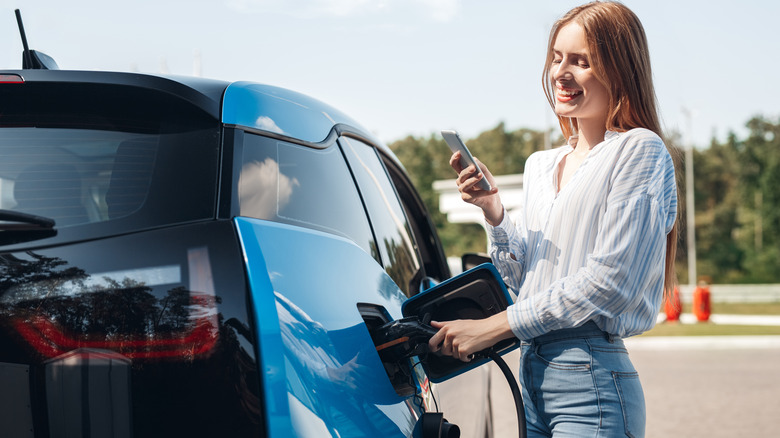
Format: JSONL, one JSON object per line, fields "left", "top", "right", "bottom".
{"left": 360, "top": 264, "right": 527, "bottom": 437}
{"left": 359, "top": 305, "right": 462, "bottom": 438}
{"left": 358, "top": 304, "right": 431, "bottom": 397}
{"left": 370, "top": 316, "right": 437, "bottom": 365}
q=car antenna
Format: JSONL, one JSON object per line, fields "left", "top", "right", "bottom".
{"left": 14, "top": 9, "right": 59, "bottom": 70}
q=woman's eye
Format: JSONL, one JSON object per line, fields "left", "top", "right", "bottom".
{"left": 552, "top": 59, "right": 562, "bottom": 64}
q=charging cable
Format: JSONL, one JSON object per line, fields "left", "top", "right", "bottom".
{"left": 485, "top": 350, "right": 527, "bottom": 438}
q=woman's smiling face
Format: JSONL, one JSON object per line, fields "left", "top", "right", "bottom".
{"left": 550, "top": 22, "right": 610, "bottom": 128}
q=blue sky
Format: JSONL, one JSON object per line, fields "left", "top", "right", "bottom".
{"left": 1, "top": 0, "right": 776, "bottom": 148}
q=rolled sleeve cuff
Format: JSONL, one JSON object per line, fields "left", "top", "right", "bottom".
{"left": 486, "top": 207, "right": 513, "bottom": 237}
{"left": 506, "top": 296, "right": 547, "bottom": 341}
{"left": 487, "top": 207, "right": 520, "bottom": 250}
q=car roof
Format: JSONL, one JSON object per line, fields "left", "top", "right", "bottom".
{"left": 0, "top": 69, "right": 399, "bottom": 162}
{"left": 1, "top": 69, "right": 228, "bottom": 118}
{"left": 224, "top": 81, "right": 368, "bottom": 144}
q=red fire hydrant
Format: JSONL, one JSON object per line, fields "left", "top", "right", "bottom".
{"left": 692, "top": 281, "right": 711, "bottom": 322}
{"left": 664, "top": 286, "right": 682, "bottom": 322}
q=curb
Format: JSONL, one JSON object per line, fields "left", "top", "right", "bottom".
{"left": 625, "top": 335, "right": 780, "bottom": 350}
{"left": 657, "top": 313, "right": 780, "bottom": 326}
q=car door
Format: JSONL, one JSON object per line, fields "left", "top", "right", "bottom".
{"left": 340, "top": 135, "right": 465, "bottom": 414}
{"left": 232, "top": 130, "right": 427, "bottom": 437}
{"left": 339, "top": 136, "right": 501, "bottom": 438}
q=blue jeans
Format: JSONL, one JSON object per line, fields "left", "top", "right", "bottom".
{"left": 519, "top": 322, "right": 646, "bottom": 437}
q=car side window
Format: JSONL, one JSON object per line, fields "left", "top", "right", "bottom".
{"left": 339, "top": 137, "right": 421, "bottom": 297}
{"left": 238, "top": 133, "right": 377, "bottom": 259}
{"left": 383, "top": 160, "right": 451, "bottom": 285}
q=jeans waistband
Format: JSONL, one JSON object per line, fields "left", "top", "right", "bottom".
{"left": 529, "top": 321, "right": 618, "bottom": 345}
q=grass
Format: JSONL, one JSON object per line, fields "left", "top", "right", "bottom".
{"left": 640, "top": 301, "right": 780, "bottom": 337}
{"left": 706, "top": 302, "right": 780, "bottom": 315}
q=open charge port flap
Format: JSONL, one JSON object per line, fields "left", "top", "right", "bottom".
{"left": 359, "top": 264, "right": 518, "bottom": 389}
{"left": 401, "top": 263, "right": 519, "bottom": 382}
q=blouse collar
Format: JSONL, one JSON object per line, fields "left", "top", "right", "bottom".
{"left": 566, "top": 130, "right": 620, "bottom": 148}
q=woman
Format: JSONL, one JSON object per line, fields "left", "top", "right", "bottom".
{"left": 428, "top": 2, "right": 678, "bottom": 436}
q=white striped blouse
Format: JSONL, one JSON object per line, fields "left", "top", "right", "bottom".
{"left": 487, "top": 128, "right": 677, "bottom": 340}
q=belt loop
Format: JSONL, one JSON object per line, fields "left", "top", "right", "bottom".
{"left": 606, "top": 332, "right": 616, "bottom": 343}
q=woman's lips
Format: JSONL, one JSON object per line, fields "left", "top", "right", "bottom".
{"left": 556, "top": 86, "right": 582, "bottom": 103}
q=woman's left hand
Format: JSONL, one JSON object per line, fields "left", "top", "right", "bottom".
{"left": 428, "top": 311, "right": 515, "bottom": 362}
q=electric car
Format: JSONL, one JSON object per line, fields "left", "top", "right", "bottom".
{"left": 0, "top": 36, "right": 523, "bottom": 435}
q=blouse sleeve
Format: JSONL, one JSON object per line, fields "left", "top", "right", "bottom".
{"left": 486, "top": 206, "right": 528, "bottom": 294}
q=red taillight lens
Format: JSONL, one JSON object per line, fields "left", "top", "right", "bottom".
{"left": 8, "top": 247, "right": 220, "bottom": 361}
{"left": 0, "top": 74, "right": 24, "bottom": 83}
{"left": 14, "top": 310, "right": 218, "bottom": 360}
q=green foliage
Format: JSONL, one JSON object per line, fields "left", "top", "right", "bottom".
{"left": 689, "top": 141, "right": 745, "bottom": 281}
{"left": 390, "top": 118, "right": 780, "bottom": 283}
{"left": 692, "top": 116, "right": 780, "bottom": 283}
{"left": 389, "top": 123, "right": 550, "bottom": 258}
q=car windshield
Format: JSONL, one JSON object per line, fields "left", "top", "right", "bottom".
{"left": 0, "top": 82, "right": 220, "bottom": 244}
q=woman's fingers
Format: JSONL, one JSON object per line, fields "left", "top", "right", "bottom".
{"left": 427, "top": 314, "right": 513, "bottom": 362}
{"left": 428, "top": 321, "right": 444, "bottom": 353}
{"left": 429, "top": 320, "right": 458, "bottom": 358}
{"left": 428, "top": 320, "right": 475, "bottom": 363}
{"left": 449, "top": 151, "right": 464, "bottom": 173}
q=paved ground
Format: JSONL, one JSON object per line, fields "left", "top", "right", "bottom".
{"left": 632, "top": 346, "right": 780, "bottom": 437}
{"left": 481, "top": 339, "right": 780, "bottom": 437}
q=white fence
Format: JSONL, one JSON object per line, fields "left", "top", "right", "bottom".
{"left": 677, "top": 284, "right": 780, "bottom": 303}
{"left": 449, "top": 255, "right": 780, "bottom": 303}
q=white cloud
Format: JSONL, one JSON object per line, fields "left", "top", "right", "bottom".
{"left": 225, "top": 0, "right": 367, "bottom": 17}
{"left": 224, "top": 0, "right": 460, "bottom": 21}
{"left": 314, "top": 0, "right": 371, "bottom": 16}
{"left": 419, "top": 0, "right": 460, "bottom": 22}
{"left": 238, "top": 158, "right": 299, "bottom": 219}
{"left": 255, "top": 116, "right": 285, "bottom": 134}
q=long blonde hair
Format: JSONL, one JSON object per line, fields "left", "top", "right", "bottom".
{"left": 543, "top": 1, "right": 679, "bottom": 296}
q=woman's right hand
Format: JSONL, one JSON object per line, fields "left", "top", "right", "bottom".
{"left": 449, "top": 151, "right": 504, "bottom": 226}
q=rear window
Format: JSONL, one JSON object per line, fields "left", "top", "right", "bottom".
{"left": 0, "top": 82, "right": 220, "bottom": 245}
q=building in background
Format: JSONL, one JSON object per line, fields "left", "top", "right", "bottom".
{"left": 433, "top": 173, "right": 523, "bottom": 274}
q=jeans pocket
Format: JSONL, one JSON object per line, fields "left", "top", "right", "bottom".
{"left": 612, "top": 371, "right": 646, "bottom": 438}
{"left": 535, "top": 341, "right": 592, "bottom": 371}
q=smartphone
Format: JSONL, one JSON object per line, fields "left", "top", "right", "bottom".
{"left": 441, "top": 129, "right": 492, "bottom": 191}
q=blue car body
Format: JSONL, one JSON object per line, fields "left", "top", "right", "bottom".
{"left": 0, "top": 70, "right": 465, "bottom": 437}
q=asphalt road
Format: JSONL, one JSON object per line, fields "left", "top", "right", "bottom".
{"left": 452, "top": 343, "right": 780, "bottom": 437}
{"left": 631, "top": 346, "right": 780, "bottom": 437}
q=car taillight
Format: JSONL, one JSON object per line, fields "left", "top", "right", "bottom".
{"left": 0, "top": 74, "right": 24, "bottom": 83}
{"left": 6, "top": 246, "right": 219, "bottom": 361}
{"left": 13, "top": 297, "right": 217, "bottom": 360}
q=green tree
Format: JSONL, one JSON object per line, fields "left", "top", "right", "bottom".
{"left": 735, "top": 117, "right": 780, "bottom": 282}
{"left": 684, "top": 116, "right": 780, "bottom": 283}
{"left": 390, "top": 123, "right": 549, "bottom": 259}
{"left": 691, "top": 138, "right": 743, "bottom": 282}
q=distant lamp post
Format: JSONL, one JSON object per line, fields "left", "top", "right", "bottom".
{"left": 682, "top": 107, "right": 697, "bottom": 285}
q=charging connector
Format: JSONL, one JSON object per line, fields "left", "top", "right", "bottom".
{"left": 370, "top": 316, "right": 437, "bottom": 363}
{"left": 369, "top": 316, "right": 527, "bottom": 438}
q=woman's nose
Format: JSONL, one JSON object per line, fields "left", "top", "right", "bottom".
{"left": 552, "top": 61, "right": 571, "bottom": 81}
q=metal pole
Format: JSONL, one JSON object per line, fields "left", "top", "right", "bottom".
{"left": 682, "top": 107, "right": 697, "bottom": 285}
{"left": 544, "top": 106, "right": 552, "bottom": 150}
